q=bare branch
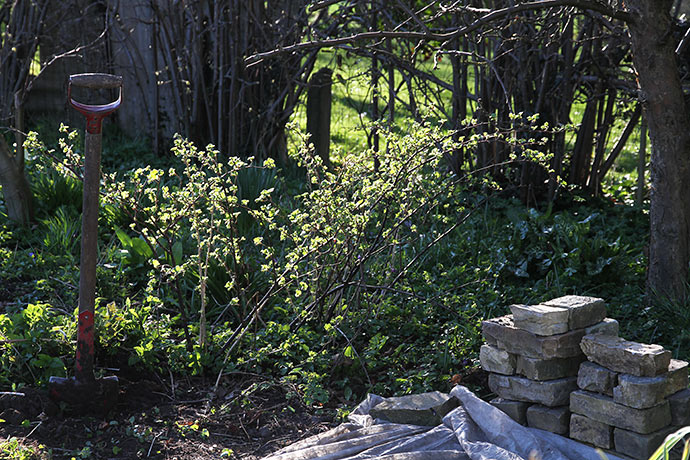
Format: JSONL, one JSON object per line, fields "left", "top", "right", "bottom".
{"left": 245, "top": 0, "right": 632, "bottom": 65}
{"left": 24, "top": 24, "right": 109, "bottom": 96}
{"left": 309, "top": 0, "right": 345, "bottom": 12}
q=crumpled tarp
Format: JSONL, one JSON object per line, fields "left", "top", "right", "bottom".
{"left": 262, "top": 385, "right": 626, "bottom": 460}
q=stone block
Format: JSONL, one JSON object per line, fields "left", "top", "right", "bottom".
{"left": 668, "top": 388, "right": 690, "bottom": 426}
{"left": 489, "top": 373, "right": 577, "bottom": 407}
{"left": 580, "top": 334, "right": 672, "bottom": 377}
{"left": 482, "top": 315, "right": 585, "bottom": 359}
{"left": 526, "top": 404, "right": 570, "bottom": 435}
{"left": 369, "top": 391, "right": 458, "bottom": 426}
{"left": 578, "top": 362, "right": 618, "bottom": 396}
{"left": 517, "top": 355, "right": 583, "bottom": 381}
{"left": 510, "top": 304, "right": 569, "bottom": 336}
{"left": 480, "top": 344, "right": 515, "bottom": 375}
{"left": 585, "top": 317, "right": 619, "bottom": 336}
{"left": 609, "top": 359, "right": 688, "bottom": 409}
{"left": 543, "top": 295, "right": 607, "bottom": 330}
{"left": 570, "top": 390, "right": 671, "bottom": 434}
{"left": 614, "top": 373, "right": 670, "bottom": 409}
{"left": 484, "top": 330, "right": 498, "bottom": 347}
{"left": 614, "top": 426, "right": 678, "bottom": 460}
{"left": 666, "top": 359, "right": 689, "bottom": 396}
{"left": 490, "top": 397, "right": 530, "bottom": 425}
{"left": 569, "top": 413, "right": 613, "bottom": 449}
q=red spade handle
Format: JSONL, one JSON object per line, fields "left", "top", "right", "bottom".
{"left": 68, "top": 73, "right": 123, "bottom": 134}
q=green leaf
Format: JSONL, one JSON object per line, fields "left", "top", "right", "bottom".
{"left": 114, "top": 227, "right": 133, "bottom": 247}
{"left": 344, "top": 345, "right": 355, "bottom": 359}
{"left": 131, "top": 238, "right": 153, "bottom": 259}
{"left": 172, "top": 241, "right": 183, "bottom": 266}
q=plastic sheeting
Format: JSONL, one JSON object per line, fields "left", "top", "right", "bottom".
{"left": 262, "top": 386, "right": 626, "bottom": 460}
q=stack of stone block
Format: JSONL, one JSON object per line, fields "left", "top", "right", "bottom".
{"left": 481, "top": 296, "right": 618, "bottom": 435}
{"left": 569, "top": 334, "right": 690, "bottom": 459}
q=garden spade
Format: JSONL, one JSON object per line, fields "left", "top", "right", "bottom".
{"left": 48, "top": 73, "right": 122, "bottom": 414}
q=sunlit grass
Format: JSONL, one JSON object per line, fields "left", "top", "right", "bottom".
{"left": 289, "top": 49, "right": 457, "bottom": 163}
{"left": 290, "top": 48, "right": 645, "bottom": 201}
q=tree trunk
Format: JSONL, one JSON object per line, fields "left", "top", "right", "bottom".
{"left": 0, "top": 136, "right": 33, "bottom": 224}
{"left": 627, "top": 0, "right": 690, "bottom": 301}
{"left": 306, "top": 67, "right": 332, "bottom": 168}
{"left": 636, "top": 114, "right": 648, "bottom": 206}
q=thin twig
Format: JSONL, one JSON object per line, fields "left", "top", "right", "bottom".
{"left": 25, "top": 421, "right": 42, "bottom": 438}
{"left": 238, "top": 417, "right": 251, "bottom": 440}
{"left": 146, "top": 433, "right": 160, "bottom": 457}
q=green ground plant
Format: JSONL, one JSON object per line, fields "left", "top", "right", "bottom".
{"left": 0, "top": 437, "right": 49, "bottom": 460}
{"left": 0, "top": 110, "right": 655, "bottom": 404}
{"left": 0, "top": 302, "right": 71, "bottom": 387}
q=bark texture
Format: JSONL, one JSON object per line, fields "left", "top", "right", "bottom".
{"left": 0, "top": 136, "right": 33, "bottom": 224}
{"left": 627, "top": 0, "right": 690, "bottom": 300}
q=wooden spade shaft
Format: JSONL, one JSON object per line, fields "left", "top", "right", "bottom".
{"left": 75, "top": 130, "right": 102, "bottom": 383}
{"left": 47, "top": 73, "right": 122, "bottom": 414}
{"left": 67, "top": 73, "right": 123, "bottom": 383}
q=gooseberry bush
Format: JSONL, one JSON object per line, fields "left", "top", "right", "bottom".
{"left": 3, "top": 117, "right": 649, "bottom": 405}
{"left": 92, "top": 119, "right": 503, "bottom": 400}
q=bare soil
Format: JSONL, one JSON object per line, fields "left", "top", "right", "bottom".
{"left": 0, "top": 374, "right": 337, "bottom": 460}
{"left": 0, "top": 357, "right": 489, "bottom": 460}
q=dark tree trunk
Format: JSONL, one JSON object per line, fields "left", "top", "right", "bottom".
{"left": 636, "top": 114, "right": 648, "bottom": 206}
{"left": 0, "top": 0, "right": 49, "bottom": 224}
{"left": 0, "top": 136, "right": 33, "bottom": 223}
{"left": 306, "top": 67, "right": 333, "bottom": 169}
{"left": 627, "top": 0, "right": 690, "bottom": 301}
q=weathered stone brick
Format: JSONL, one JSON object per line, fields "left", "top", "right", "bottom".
{"left": 570, "top": 390, "right": 671, "bottom": 434}
{"left": 482, "top": 316, "right": 618, "bottom": 360}
{"left": 668, "top": 388, "right": 690, "bottom": 426}
{"left": 569, "top": 413, "right": 613, "bottom": 449}
{"left": 482, "top": 315, "right": 585, "bottom": 359}
{"left": 609, "top": 359, "right": 688, "bottom": 409}
{"left": 484, "top": 332, "right": 498, "bottom": 347}
{"left": 369, "top": 391, "right": 458, "bottom": 426}
{"left": 580, "top": 334, "right": 672, "bottom": 377}
{"left": 543, "top": 295, "right": 606, "bottom": 330}
{"left": 666, "top": 359, "right": 689, "bottom": 396}
{"left": 510, "top": 304, "right": 569, "bottom": 336}
{"left": 489, "top": 373, "right": 577, "bottom": 407}
{"left": 490, "top": 397, "right": 530, "bottom": 425}
{"left": 526, "top": 404, "right": 570, "bottom": 435}
{"left": 480, "top": 344, "right": 516, "bottom": 375}
{"left": 585, "top": 317, "right": 619, "bottom": 336}
{"left": 517, "top": 355, "right": 583, "bottom": 381}
{"left": 614, "top": 373, "right": 670, "bottom": 409}
{"left": 577, "top": 362, "right": 618, "bottom": 396}
{"left": 614, "top": 427, "right": 678, "bottom": 460}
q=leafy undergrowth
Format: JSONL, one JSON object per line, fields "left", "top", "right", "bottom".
{"left": 0, "top": 122, "right": 674, "bottom": 459}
